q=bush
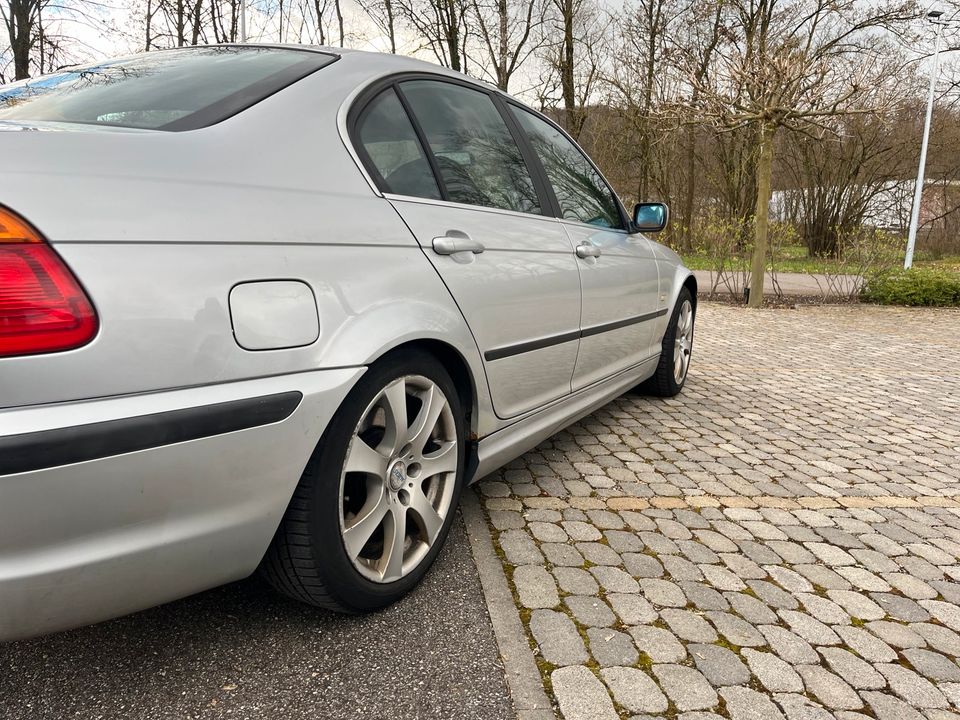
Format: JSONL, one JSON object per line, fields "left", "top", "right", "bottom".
{"left": 861, "top": 268, "right": 960, "bottom": 307}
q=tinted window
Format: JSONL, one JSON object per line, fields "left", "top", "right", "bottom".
{"left": 511, "top": 106, "right": 621, "bottom": 228}
{"left": 0, "top": 46, "right": 334, "bottom": 131}
{"left": 400, "top": 80, "right": 541, "bottom": 215}
{"left": 356, "top": 88, "right": 440, "bottom": 200}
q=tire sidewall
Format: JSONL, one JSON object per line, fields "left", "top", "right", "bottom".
{"left": 306, "top": 350, "right": 466, "bottom": 611}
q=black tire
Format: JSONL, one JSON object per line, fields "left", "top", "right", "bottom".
{"left": 639, "top": 286, "right": 695, "bottom": 397}
{"left": 260, "top": 348, "right": 466, "bottom": 612}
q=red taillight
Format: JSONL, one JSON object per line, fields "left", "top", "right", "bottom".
{"left": 0, "top": 207, "right": 98, "bottom": 357}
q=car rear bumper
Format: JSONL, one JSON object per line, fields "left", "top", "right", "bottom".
{"left": 0, "top": 368, "right": 363, "bottom": 642}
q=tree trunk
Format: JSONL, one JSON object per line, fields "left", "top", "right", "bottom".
{"left": 386, "top": 0, "right": 396, "bottom": 53}
{"left": 559, "top": 0, "right": 577, "bottom": 137}
{"left": 497, "top": 0, "right": 508, "bottom": 90}
{"left": 681, "top": 123, "right": 696, "bottom": 251}
{"left": 335, "top": 0, "right": 344, "bottom": 45}
{"left": 748, "top": 122, "right": 774, "bottom": 308}
{"left": 8, "top": 0, "right": 35, "bottom": 79}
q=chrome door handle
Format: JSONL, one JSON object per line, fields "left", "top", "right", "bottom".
{"left": 576, "top": 242, "right": 602, "bottom": 258}
{"left": 432, "top": 235, "right": 485, "bottom": 255}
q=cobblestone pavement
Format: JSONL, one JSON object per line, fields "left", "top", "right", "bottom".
{"left": 478, "top": 302, "right": 960, "bottom": 720}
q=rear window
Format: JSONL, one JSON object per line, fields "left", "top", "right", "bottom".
{"left": 0, "top": 46, "right": 336, "bottom": 131}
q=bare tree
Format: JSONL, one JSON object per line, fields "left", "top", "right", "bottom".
{"left": 466, "top": 0, "right": 544, "bottom": 91}
{"left": 691, "top": 0, "right": 914, "bottom": 307}
{"left": 395, "top": 0, "right": 468, "bottom": 72}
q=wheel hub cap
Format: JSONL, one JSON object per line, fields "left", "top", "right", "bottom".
{"left": 388, "top": 459, "right": 407, "bottom": 492}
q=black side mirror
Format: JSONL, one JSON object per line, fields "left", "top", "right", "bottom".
{"left": 633, "top": 202, "right": 669, "bottom": 233}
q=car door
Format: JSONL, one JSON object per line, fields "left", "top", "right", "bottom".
{"left": 351, "top": 79, "right": 582, "bottom": 419}
{"left": 508, "top": 105, "right": 662, "bottom": 391}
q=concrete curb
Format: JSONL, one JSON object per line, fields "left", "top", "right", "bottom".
{"left": 461, "top": 488, "right": 557, "bottom": 720}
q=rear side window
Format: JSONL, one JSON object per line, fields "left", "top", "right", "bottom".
{"left": 355, "top": 88, "right": 441, "bottom": 200}
{"left": 399, "top": 80, "right": 542, "bottom": 215}
{"left": 0, "top": 46, "right": 335, "bottom": 131}
{"left": 510, "top": 105, "right": 622, "bottom": 228}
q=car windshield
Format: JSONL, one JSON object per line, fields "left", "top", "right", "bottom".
{"left": 0, "top": 46, "right": 335, "bottom": 131}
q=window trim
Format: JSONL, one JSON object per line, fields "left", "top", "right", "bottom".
{"left": 350, "top": 85, "right": 442, "bottom": 202}
{"left": 347, "top": 72, "right": 554, "bottom": 219}
{"left": 504, "top": 99, "right": 631, "bottom": 231}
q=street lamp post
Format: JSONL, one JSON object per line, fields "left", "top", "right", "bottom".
{"left": 905, "top": 10, "right": 950, "bottom": 269}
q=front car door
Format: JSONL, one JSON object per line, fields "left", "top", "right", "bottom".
{"left": 508, "top": 105, "right": 662, "bottom": 391}
{"left": 351, "top": 78, "right": 582, "bottom": 419}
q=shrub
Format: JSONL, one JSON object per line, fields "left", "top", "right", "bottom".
{"left": 861, "top": 268, "right": 960, "bottom": 307}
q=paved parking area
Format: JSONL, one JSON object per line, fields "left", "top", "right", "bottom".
{"left": 479, "top": 302, "right": 960, "bottom": 720}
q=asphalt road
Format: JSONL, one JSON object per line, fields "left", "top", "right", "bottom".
{"left": 0, "top": 514, "right": 513, "bottom": 720}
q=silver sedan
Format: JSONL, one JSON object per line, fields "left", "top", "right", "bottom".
{"left": 0, "top": 44, "right": 695, "bottom": 640}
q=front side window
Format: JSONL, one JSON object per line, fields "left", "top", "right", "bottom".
{"left": 355, "top": 88, "right": 441, "bottom": 200}
{"left": 399, "top": 80, "right": 541, "bottom": 215}
{"left": 510, "top": 106, "right": 622, "bottom": 228}
{"left": 0, "top": 46, "right": 335, "bottom": 131}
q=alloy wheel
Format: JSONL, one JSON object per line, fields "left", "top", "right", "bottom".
{"left": 338, "top": 374, "right": 458, "bottom": 584}
{"left": 673, "top": 299, "right": 693, "bottom": 384}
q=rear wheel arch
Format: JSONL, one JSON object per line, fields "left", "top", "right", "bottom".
{"left": 682, "top": 274, "right": 698, "bottom": 313}
{"left": 367, "top": 339, "right": 477, "bottom": 437}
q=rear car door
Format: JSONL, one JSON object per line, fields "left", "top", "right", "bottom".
{"left": 351, "top": 78, "right": 582, "bottom": 419}
{"left": 508, "top": 105, "right": 662, "bottom": 391}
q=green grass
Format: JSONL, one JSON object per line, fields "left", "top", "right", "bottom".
{"left": 680, "top": 244, "right": 960, "bottom": 275}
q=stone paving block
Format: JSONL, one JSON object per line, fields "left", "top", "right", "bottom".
{"left": 600, "top": 667, "right": 668, "bottom": 715}
{"left": 902, "top": 648, "right": 960, "bottom": 682}
{"left": 564, "top": 595, "right": 616, "bottom": 627}
{"left": 862, "top": 691, "right": 927, "bottom": 720}
{"left": 774, "top": 693, "right": 835, "bottom": 720}
{"left": 541, "top": 542, "right": 584, "bottom": 567}
{"left": 778, "top": 609, "right": 841, "bottom": 645}
{"left": 638, "top": 578, "right": 687, "bottom": 607}
{"left": 514, "top": 565, "right": 559, "bottom": 609}
{"left": 529, "top": 610, "right": 587, "bottom": 666}
{"left": 708, "top": 610, "right": 766, "bottom": 646}
{"left": 759, "top": 624, "right": 820, "bottom": 664}
{"left": 797, "top": 665, "right": 864, "bottom": 711}
{"left": 629, "top": 626, "right": 686, "bottom": 663}
{"left": 913, "top": 622, "right": 960, "bottom": 655}
{"left": 606, "top": 592, "right": 657, "bottom": 625}
{"left": 528, "top": 521, "right": 568, "bottom": 543}
{"left": 660, "top": 608, "right": 718, "bottom": 643}
{"left": 498, "top": 529, "right": 544, "bottom": 565}
{"left": 622, "top": 553, "right": 665, "bottom": 578}
{"left": 835, "top": 625, "right": 898, "bottom": 662}
{"left": 720, "top": 686, "right": 786, "bottom": 720}
{"left": 878, "top": 663, "right": 949, "bottom": 709}
{"left": 552, "top": 665, "right": 618, "bottom": 720}
{"left": 872, "top": 592, "right": 932, "bottom": 622}
{"left": 586, "top": 627, "right": 638, "bottom": 667}
{"left": 741, "top": 649, "right": 803, "bottom": 693}
{"left": 590, "top": 566, "right": 640, "bottom": 593}
{"left": 818, "top": 647, "right": 885, "bottom": 690}
{"left": 577, "top": 542, "right": 622, "bottom": 566}
{"left": 865, "top": 620, "right": 927, "bottom": 649}
{"left": 688, "top": 643, "right": 750, "bottom": 686}
{"left": 552, "top": 567, "right": 598, "bottom": 596}
{"left": 653, "top": 664, "right": 718, "bottom": 711}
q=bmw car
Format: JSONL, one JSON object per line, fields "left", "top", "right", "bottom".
{"left": 0, "top": 44, "right": 695, "bottom": 640}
